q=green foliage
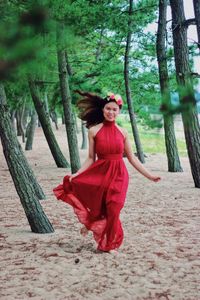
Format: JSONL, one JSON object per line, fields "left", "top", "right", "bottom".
{"left": 1, "top": 0, "right": 198, "bottom": 132}
{"left": 1, "top": 0, "right": 158, "bottom": 127}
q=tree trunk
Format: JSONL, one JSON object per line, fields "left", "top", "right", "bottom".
{"left": 25, "top": 113, "right": 31, "bottom": 138}
{"left": 193, "top": 0, "right": 200, "bottom": 52}
{"left": 0, "top": 84, "right": 53, "bottom": 233}
{"left": 56, "top": 24, "right": 81, "bottom": 173}
{"left": 62, "top": 113, "right": 65, "bottom": 124}
{"left": 16, "top": 109, "right": 22, "bottom": 136}
{"left": 156, "top": 0, "right": 183, "bottom": 172}
{"left": 0, "top": 86, "right": 45, "bottom": 200}
{"left": 22, "top": 104, "right": 29, "bottom": 134}
{"left": 20, "top": 99, "right": 26, "bottom": 143}
{"left": 124, "top": 0, "right": 145, "bottom": 163}
{"left": 65, "top": 51, "right": 73, "bottom": 76}
{"left": 16, "top": 100, "right": 27, "bottom": 142}
{"left": 66, "top": 54, "right": 79, "bottom": 135}
{"left": 170, "top": 0, "right": 200, "bottom": 188}
{"left": 81, "top": 121, "right": 87, "bottom": 149}
{"left": 25, "top": 109, "right": 37, "bottom": 151}
{"left": 10, "top": 109, "right": 16, "bottom": 131}
{"left": 44, "top": 92, "right": 49, "bottom": 113}
{"left": 73, "top": 108, "right": 79, "bottom": 134}
{"left": 28, "top": 79, "right": 70, "bottom": 168}
{"left": 95, "top": 27, "right": 104, "bottom": 63}
{"left": 50, "top": 110, "right": 59, "bottom": 130}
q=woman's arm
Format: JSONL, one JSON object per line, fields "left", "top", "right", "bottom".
{"left": 124, "top": 130, "right": 161, "bottom": 182}
{"left": 69, "top": 128, "right": 95, "bottom": 181}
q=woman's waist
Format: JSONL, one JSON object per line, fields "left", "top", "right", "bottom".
{"left": 97, "top": 153, "right": 123, "bottom": 160}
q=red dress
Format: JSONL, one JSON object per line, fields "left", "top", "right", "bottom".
{"left": 53, "top": 120, "right": 129, "bottom": 251}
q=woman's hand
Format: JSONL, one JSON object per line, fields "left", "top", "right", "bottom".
{"left": 148, "top": 175, "right": 161, "bottom": 182}
{"left": 69, "top": 172, "right": 80, "bottom": 182}
{"left": 123, "top": 134, "right": 161, "bottom": 183}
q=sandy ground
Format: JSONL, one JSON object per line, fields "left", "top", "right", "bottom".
{"left": 0, "top": 124, "right": 200, "bottom": 300}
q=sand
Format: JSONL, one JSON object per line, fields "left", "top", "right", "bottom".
{"left": 0, "top": 124, "right": 200, "bottom": 300}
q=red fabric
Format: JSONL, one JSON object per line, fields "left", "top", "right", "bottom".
{"left": 53, "top": 120, "right": 129, "bottom": 251}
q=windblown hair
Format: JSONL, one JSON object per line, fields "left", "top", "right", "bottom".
{"left": 75, "top": 90, "right": 107, "bottom": 128}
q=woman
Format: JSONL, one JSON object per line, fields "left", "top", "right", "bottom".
{"left": 53, "top": 91, "right": 160, "bottom": 253}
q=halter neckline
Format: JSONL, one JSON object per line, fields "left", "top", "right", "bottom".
{"left": 103, "top": 120, "right": 116, "bottom": 127}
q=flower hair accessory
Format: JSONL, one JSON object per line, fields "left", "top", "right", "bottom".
{"left": 106, "top": 92, "right": 123, "bottom": 106}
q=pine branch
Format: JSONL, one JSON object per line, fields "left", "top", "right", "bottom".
{"left": 191, "top": 72, "right": 200, "bottom": 78}
{"left": 184, "top": 18, "right": 196, "bottom": 27}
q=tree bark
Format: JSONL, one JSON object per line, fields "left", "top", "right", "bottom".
{"left": 65, "top": 51, "right": 73, "bottom": 76}
{"left": 10, "top": 109, "right": 16, "bottom": 131}
{"left": 0, "top": 84, "right": 53, "bottom": 233}
{"left": 62, "top": 113, "right": 65, "bottom": 124}
{"left": 25, "top": 109, "right": 37, "bottom": 151}
{"left": 22, "top": 104, "right": 29, "bottom": 134}
{"left": 28, "top": 79, "right": 70, "bottom": 168}
{"left": 81, "top": 121, "right": 87, "bottom": 149}
{"left": 0, "top": 86, "right": 45, "bottom": 200}
{"left": 50, "top": 110, "right": 59, "bottom": 130}
{"left": 73, "top": 108, "right": 79, "bottom": 134}
{"left": 95, "top": 27, "right": 104, "bottom": 63}
{"left": 156, "top": 0, "right": 183, "bottom": 172}
{"left": 124, "top": 0, "right": 145, "bottom": 163}
{"left": 193, "top": 0, "right": 200, "bottom": 52}
{"left": 56, "top": 24, "right": 81, "bottom": 173}
{"left": 16, "top": 108, "right": 23, "bottom": 136}
{"left": 44, "top": 92, "right": 49, "bottom": 114}
{"left": 170, "top": 0, "right": 200, "bottom": 188}
{"left": 20, "top": 99, "right": 26, "bottom": 143}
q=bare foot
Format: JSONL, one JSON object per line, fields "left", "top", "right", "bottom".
{"left": 109, "top": 249, "right": 126, "bottom": 257}
{"left": 80, "top": 226, "right": 88, "bottom": 237}
{"left": 108, "top": 249, "right": 119, "bottom": 255}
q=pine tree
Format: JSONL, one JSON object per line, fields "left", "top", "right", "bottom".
{"left": 170, "top": 0, "right": 200, "bottom": 188}
{"left": 156, "top": 0, "right": 182, "bottom": 172}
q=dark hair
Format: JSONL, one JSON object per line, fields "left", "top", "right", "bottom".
{"left": 75, "top": 90, "right": 121, "bottom": 128}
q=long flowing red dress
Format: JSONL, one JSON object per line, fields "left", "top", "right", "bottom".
{"left": 53, "top": 120, "right": 129, "bottom": 251}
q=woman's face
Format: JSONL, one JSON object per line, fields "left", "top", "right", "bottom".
{"left": 103, "top": 101, "right": 120, "bottom": 122}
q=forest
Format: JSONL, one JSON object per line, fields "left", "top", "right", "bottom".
{"left": 0, "top": 0, "right": 200, "bottom": 299}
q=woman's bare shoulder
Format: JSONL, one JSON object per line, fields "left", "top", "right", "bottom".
{"left": 88, "top": 123, "right": 103, "bottom": 137}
